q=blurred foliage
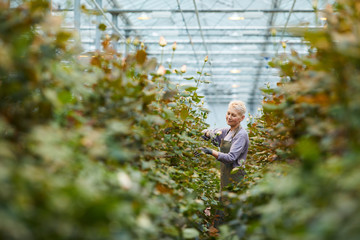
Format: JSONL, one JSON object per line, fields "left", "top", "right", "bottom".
{"left": 218, "top": 0, "right": 360, "bottom": 239}
{"left": 0, "top": 1, "right": 220, "bottom": 239}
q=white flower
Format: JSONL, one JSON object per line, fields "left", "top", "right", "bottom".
{"left": 247, "top": 118, "right": 250, "bottom": 122}
{"left": 216, "top": 131, "right": 222, "bottom": 136}
{"left": 180, "top": 65, "right": 187, "bottom": 73}
{"left": 257, "top": 107, "right": 261, "bottom": 111}
{"left": 117, "top": 172, "right": 132, "bottom": 190}
{"left": 137, "top": 214, "right": 152, "bottom": 229}
{"left": 159, "top": 36, "right": 167, "bottom": 47}
{"left": 172, "top": 41, "right": 177, "bottom": 51}
{"left": 156, "top": 65, "right": 166, "bottom": 75}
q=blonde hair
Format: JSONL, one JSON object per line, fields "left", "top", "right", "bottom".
{"left": 228, "top": 100, "right": 246, "bottom": 116}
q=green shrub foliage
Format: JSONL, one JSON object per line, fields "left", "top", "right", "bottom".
{"left": 0, "top": 1, "right": 219, "bottom": 239}
{"left": 223, "top": 1, "right": 360, "bottom": 239}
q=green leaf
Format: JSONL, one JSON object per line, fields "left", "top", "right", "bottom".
{"left": 185, "top": 86, "right": 197, "bottom": 92}
{"left": 192, "top": 97, "right": 200, "bottom": 103}
{"left": 98, "top": 23, "right": 107, "bottom": 31}
{"left": 231, "top": 167, "right": 242, "bottom": 174}
{"left": 180, "top": 108, "right": 188, "bottom": 120}
{"left": 135, "top": 49, "right": 147, "bottom": 65}
{"left": 180, "top": 91, "right": 190, "bottom": 97}
{"left": 183, "top": 228, "right": 199, "bottom": 239}
{"left": 167, "top": 102, "right": 177, "bottom": 107}
{"left": 199, "top": 107, "right": 210, "bottom": 113}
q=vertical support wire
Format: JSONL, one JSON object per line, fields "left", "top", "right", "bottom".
{"left": 192, "top": 0, "right": 213, "bottom": 76}
{"left": 176, "top": 0, "right": 200, "bottom": 66}
{"left": 74, "top": 0, "right": 81, "bottom": 33}
{"left": 88, "top": 0, "right": 124, "bottom": 39}
{"left": 248, "top": 0, "right": 280, "bottom": 113}
{"left": 276, "top": 0, "right": 297, "bottom": 54}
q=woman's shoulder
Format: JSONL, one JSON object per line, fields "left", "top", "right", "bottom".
{"left": 218, "top": 127, "right": 230, "bottom": 132}
{"left": 235, "top": 127, "right": 249, "bottom": 138}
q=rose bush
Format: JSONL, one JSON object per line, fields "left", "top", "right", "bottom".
{"left": 0, "top": 1, "right": 219, "bottom": 239}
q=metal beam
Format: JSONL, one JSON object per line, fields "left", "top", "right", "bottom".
{"left": 138, "top": 39, "right": 307, "bottom": 44}
{"left": 173, "top": 75, "right": 280, "bottom": 80}
{"left": 248, "top": 0, "right": 279, "bottom": 112}
{"left": 116, "top": 26, "right": 322, "bottom": 31}
{"left": 105, "top": 9, "right": 319, "bottom": 13}
{"left": 112, "top": 13, "right": 118, "bottom": 51}
{"left": 204, "top": 95, "right": 263, "bottom": 103}
{"left": 95, "top": 0, "right": 102, "bottom": 50}
{"left": 74, "top": 0, "right": 81, "bottom": 32}
{"left": 61, "top": 25, "right": 323, "bottom": 31}
{"left": 53, "top": 8, "right": 320, "bottom": 14}
{"left": 146, "top": 50, "right": 308, "bottom": 55}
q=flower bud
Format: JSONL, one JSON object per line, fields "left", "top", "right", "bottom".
{"left": 172, "top": 41, "right": 177, "bottom": 51}
{"left": 133, "top": 37, "right": 140, "bottom": 46}
{"left": 117, "top": 172, "right": 132, "bottom": 190}
{"left": 159, "top": 36, "right": 167, "bottom": 47}
{"left": 281, "top": 41, "right": 286, "bottom": 49}
{"left": 140, "top": 42, "right": 145, "bottom": 49}
{"left": 157, "top": 65, "right": 166, "bottom": 76}
{"left": 180, "top": 65, "right": 187, "bottom": 73}
{"left": 271, "top": 28, "right": 277, "bottom": 36}
{"left": 204, "top": 55, "right": 208, "bottom": 62}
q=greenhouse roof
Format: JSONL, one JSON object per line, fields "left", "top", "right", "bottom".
{"left": 47, "top": 0, "right": 333, "bottom": 112}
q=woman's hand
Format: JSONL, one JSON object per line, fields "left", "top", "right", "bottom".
{"left": 201, "top": 147, "right": 213, "bottom": 155}
{"left": 201, "top": 130, "right": 211, "bottom": 141}
{"left": 200, "top": 148, "right": 219, "bottom": 159}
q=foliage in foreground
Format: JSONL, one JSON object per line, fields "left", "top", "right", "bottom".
{"left": 221, "top": 1, "right": 360, "bottom": 239}
{"left": 0, "top": 1, "right": 219, "bottom": 239}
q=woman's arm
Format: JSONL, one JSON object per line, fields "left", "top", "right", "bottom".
{"left": 216, "top": 135, "right": 247, "bottom": 164}
{"left": 201, "top": 128, "right": 228, "bottom": 144}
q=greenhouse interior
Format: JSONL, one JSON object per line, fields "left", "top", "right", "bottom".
{"left": 1, "top": 0, "right": 360, "bottom": 239}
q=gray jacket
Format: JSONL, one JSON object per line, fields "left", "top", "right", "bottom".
{"left": 204, "top": 127, "right": 249, "bottom": 168}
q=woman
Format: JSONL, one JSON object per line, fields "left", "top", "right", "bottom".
{"left": 201, "top": 100, "right": 249, "bottom": 192}
{"left": 201, "top": 100, "right": 249, "bottom": 228}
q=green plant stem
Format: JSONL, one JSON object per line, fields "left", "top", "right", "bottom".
{"left": 196, "top": 61, "right": 206, "bottom": 89}
{"left": 160, "top": 47, "right": 164, "bottom": 66}
{"left": 169, "top": 50, "right": 175, "bottom": 69}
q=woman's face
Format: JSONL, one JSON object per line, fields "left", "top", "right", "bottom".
{"left": 226, "top": 107, "right": 244, "bottom": 128}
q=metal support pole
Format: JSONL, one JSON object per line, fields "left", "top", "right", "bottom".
{"left": 95, "top": 0, "right": 102, "bottom": 50}
{"left": 248, "top": 0, "right": 279, "bottom": 113}
{"left": 74, "top": 0, "right": 81, "bottom": 33}
{"left": 111, "top": 13, "right": 118, "bottom": 52}
{"left": 124, "top": 29, "right": 130, "bottom": 56}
